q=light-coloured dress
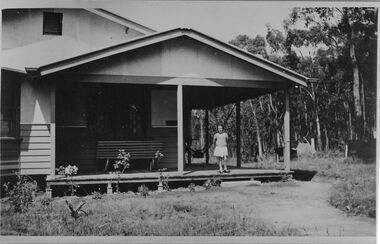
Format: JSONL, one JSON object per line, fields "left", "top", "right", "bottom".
{"left": 213, "top": 132, "right": 228, "bottom": 158}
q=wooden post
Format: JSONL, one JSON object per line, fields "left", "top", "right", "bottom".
{"left": 187, "top": 108, "right": 191, "bottom": 166}
{"left": 177, "top": 85, "right": 184, "bottom": 173}
{"left": 284, "top": 89, "right": 290, "bottom": 171}
{"left": 107, "top": 182, "right": 113, "bottom": 195}
{"left": 205, "top": 109, "right": 209, "bottom": 164}
{"left": 46, "top": 183, "right": 52, "bottom": 198}
{"left": 236, "top": 102, "right": 241, "bottom": 168}
{"left": 50, "top": 85, "right": 56, "bottom": 176}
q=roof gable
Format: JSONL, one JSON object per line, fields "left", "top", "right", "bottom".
{"left": 69, "top": 36, "right": 292, "bottom": 86}
{"left": 3, "top": 28, "right": 308, "bottom": 86}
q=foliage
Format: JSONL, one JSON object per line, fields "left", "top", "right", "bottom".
{"left": 203, "top": 177, "right": 222, "bottom": 190}
{"left": 291, "top": 156, "right": 376, "bottom": 218}
{"left": 200, "top": 7, "right": 376, "bottom": 162}
{"left": 56, "top": 165, "right": 78, "bottom": 177}
{"left": 329, "top": 167, "right": 376, "bottom": 218}
{"left": 113, "top": 150, "right": 131, "bottom": 173}
{"left": 138, "top": 184, "right": 149, "bottom": 197}
{"left": 158, "top": 168, "right": 170, "bottom": 191}
{"left": 188, "top": 183, "right": 196, "bottom": 193}
{"left": 40, "top": 196, "right": 53, "bottom": 207}
{"left": 91, "top": 190, "right": 102, "bottom": 200}
{"left": 154, "top": 151, "right": 164, "bottom": 161}
{"left": 0, "top": 189, "right": 305, "bottom": 236}
{"left": 56, "top": 164, "right": 79, "bottom": 196}
{"left": 3, "top": 174, "right": 38, "bottom": 213}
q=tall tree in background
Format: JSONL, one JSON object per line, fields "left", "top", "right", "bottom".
{"left": 191, "top": 7, "right": 376, "bottom": 163}
{"left": 285, "top": 7, "right": 377, "bottom": 140}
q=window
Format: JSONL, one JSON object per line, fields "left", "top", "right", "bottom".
{"left": 151, "top": 90, "right": 177, "bottom": 127}
{"left": 43, "top": 12, "right": 63, "bottom": 35}
{"left": 1, "top": 79, "right": 20, "bottom": 138}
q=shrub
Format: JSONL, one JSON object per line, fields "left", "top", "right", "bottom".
{"left": 203, "top": 177, "right": 222, "bottom": 190}
{"left": 3, "top": 174, "right": 38, "bottom": 213}
{"left": 56, "top": 164, "right": 79, "bottom": 196}
{"left": 113, "top": 150, "right": 131, "bottom": 173}
{"left": 188, "top": 183, "right": 196, "bottom": 193}
{"left": 138, "top": 184, "right": 149, "bottom": 197}
{"left": 91, "top": 190, "right": 102, "bottom": 200}
{"left": 158, "top": 168, "right": 170, "bottom": 191}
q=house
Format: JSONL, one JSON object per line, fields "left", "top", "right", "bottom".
{"left": 1, "top": 8, "right": 308, "bottom": 193}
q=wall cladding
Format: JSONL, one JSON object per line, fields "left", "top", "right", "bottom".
{"left": 19, "top": 124, "right": 51, "bottom": 175}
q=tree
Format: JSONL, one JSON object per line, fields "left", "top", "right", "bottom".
{"left": 286, "top": 7, "right": 377, "bottom": 140}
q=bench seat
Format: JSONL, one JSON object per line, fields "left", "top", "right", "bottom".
{"left": 96, "top": 140, "right": 164, "bottom": 171}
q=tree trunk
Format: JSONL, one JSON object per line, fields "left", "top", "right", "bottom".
{"left": 359, "top": 72, "right": 367, "bottom": 137}
{"left": 315, "top": 111, "right": 322, "bottom": 151}
{"left": 199, "top": 111, "right": 204, "bottom": 148}
{"left": 324, "top": 126, "right": 329, "bottom": 151}
{"left": 347, "top": 103, "right": 353, "bottom": 140}
{"left": 350, "top": 43, "right": 362, "bottom": 119}
{"left": 311, "top": 84, "right": 322, "bottom": 151}
{"left": 249, "top": 101, "right": 263, "bottom": 157}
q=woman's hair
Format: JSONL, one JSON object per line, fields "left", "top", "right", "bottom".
{"left": 217, "top": 124, "right": 223, "bottom": 128}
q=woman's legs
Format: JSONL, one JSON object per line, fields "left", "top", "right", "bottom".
{"left": 223, "top": 156, "right": 228, "bottom": 171}
{"left": 218, "top": 157, "right": 223, "bottom": 172}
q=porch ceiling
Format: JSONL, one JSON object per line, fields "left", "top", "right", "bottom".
{"left": 183, "top": 86, "right": 275, "bottom": 109}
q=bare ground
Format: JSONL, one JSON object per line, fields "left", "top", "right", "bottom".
{"left": 223, "top": 180, "right": 376, "bottom": 236}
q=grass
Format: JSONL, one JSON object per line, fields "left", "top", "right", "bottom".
{"left": 290, "top": 156, "right": 376, "bottom": 218}
{"left": 1, "top": 187, "right": 304, "bottom": 236}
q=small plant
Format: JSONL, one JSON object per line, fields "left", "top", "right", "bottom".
{"left": 203, "top": 177, "right": 222, "bottom": 190}
{"left": 91, "top": 190, "right": 102, "bottom": 200}
{"left": 154, "top": 151, "right": 164, "bottom": 161}
{"left": 65, "top": 200, "right": 88, "bottom": 220}
{"left": 113, "top": 150, "right": 131, "bottom": 173}
{"left": 40, "top": 196, "right": 53, "bottom": 207}
{"left": 280, "top": 173, "right": 292, "bottom": 182}
{"left": 188, "top": 182, "right": 196, "bottom": 193}
{"left": 56, "top": 164, "right": 79, "bottom": 196}
{"left": 151, "top": 151, "right": 164, "bottom": 170}
{"left": 113, "top": 150, "right": 131, "bottom": 193}
{"left": 138, "top": 184, "right": 149, "bottom": 197}
{"left": 158, "top": 168, "right": 170, "bottom": 191}
{"left": 3, "top": 173, "right": 38, "bottom": 213}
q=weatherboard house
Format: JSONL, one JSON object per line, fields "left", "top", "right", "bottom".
{"left": 1, "top": 9, "right": 308, "bottom": 194}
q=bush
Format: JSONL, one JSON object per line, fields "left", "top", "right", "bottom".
{"left": 138, "top": 184, "right": 149, "bottom": 197}
{"left": 3, "top": 174, "right": 38, "bottom": 213}
{"left": 203, "top": 177, "right": 222, "bottom": 190}
{"left": 329, "top": 165, "right": 376, "bottom": 218}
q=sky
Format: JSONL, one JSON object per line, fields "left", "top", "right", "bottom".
{"left": 105, "top": 1, "right": 293, "bottom": 42}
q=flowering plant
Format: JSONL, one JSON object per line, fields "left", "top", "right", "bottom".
{"left": 154, "top": 151, "right": 164, "bottom": 161}
{"left": 56, "top": 164, "right": 79, "bottom": 196}
{"left": 56, "top": 165, "right": 78, "bottom": 177}
{"left": 113, "top": 150, "right": 131, "bottom": 173}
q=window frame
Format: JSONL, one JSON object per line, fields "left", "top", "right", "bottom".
{"left": 42, "top": 12, "right": 63, "bottom": 36}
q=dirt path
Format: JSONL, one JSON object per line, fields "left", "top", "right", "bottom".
{"left": 236, "top": 181, "right": 376, "bottom": 236}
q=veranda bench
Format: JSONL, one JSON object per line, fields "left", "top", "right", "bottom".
{"left": 96, "top": 140, "right": 164, "bottom": 172}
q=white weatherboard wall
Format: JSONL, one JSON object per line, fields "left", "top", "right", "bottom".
{"left": 72, "top": 36, "right": 288, "bottom": 85}
{"left": 19, "top": 80, "right": 52, "bottom": 175}
{"left": 2, "top": 9, "right": 143, "bottom": 51}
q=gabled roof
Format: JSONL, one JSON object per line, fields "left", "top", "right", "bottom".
{"left": 85, "top": 9, "right": 156, "bottom": 34}
{"left": 2, "top": 28, "right": 308, "bottom": 86}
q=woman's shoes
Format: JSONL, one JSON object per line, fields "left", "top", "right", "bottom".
{"left": 218, "top": 169, "right": 230, "bottom": 173}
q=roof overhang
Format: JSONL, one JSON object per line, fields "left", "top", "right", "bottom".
{"left": 85, "top": 9, "right": 156, "bottom": 35}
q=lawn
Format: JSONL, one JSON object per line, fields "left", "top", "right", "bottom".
{"left": 1, "top": 155, "right": 376, "bottom": 236}
{"left": 1, "top": 185, "right": 304, "bottom": 236}
{"left": 290, "top": 156, "right": 376, "bottom": 218}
